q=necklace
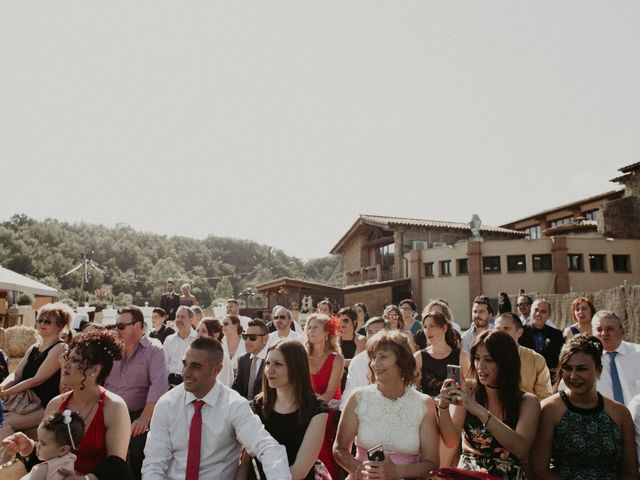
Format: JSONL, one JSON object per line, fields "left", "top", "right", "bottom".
{"left": 73, "top": 391, "right": 101, "bottom": 424}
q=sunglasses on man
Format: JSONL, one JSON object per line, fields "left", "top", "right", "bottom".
{"left": 241, "top": 333, "right": 268, "bottom": 341}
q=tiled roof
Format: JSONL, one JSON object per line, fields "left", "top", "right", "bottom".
{"left": 619, "top": 161, "right": 640, "bottom": 173}
{"left": 359, "top": 214, "right": 522, "bottom": 234}
{"left": 543, "top": 220, "right": 598, "bottom": 235}
{"left": 500, "top": 190, "right": 623, "bottom": 227}
{"left": 610, "top": 173, "right": 631, "bottom": 184}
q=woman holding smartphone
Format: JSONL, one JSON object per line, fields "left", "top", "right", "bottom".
{"left": 334, "top": 329, "right": 439, "bottom": 479}
{"left": 437, "top": 330, "right": 540, "bottom": 479}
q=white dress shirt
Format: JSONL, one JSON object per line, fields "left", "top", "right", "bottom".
{"left": 627, "top": 393, "right": 640, "bottom": 475}
{"left": 163, "top": 329, "right": 198, "bottom": 375}
{"left": 340, "top": 350, "right": 370, "bottom": 411}
{"left": 222, "top": 336, "right": 247, "bottom": 375}
{"left": 267, "top": 328, "right": 306, "bottom": 348}
{"left": 142, "top": 381, "right": 291, "bottom": 480}
{"left": 598, "top": 340, "right": 640, "bottom": 406}
{"left": 461, "top": 325, "right": 494, "bottom": 353}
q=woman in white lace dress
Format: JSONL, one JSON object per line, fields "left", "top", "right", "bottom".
{"left": 334, "top": 329, "right": 439, "bottom": 479}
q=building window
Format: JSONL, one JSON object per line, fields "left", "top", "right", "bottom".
{"left": 568, "top": 254, "right": 584, "bottom": 271}
{"left": 524, "top": 225, "right": 541, "bottom": 240}
{"left": 440, "top": 260, "right": 452, "bottom": 276}
{"left": 507, "top": 255, "right": 526, "bottom": 272}
{"left": 482, "top": 256, "right": 501, "bottom": 273}
{"left": 550, "top": 216, "right": 574, "bottom": 228}
{"left": 532, "top": 254, "right": 553, "bottom": 271}
{"left": 424, "top": 262, "right": 434, "bottom": 277}
{"left": 613, "top": 255, "right": 631, "bottom": 272}
{"left": 378, "top": 243, "right": 395, "bottom": 266}
{"left": 584, "top": 210, "right": 598, "bottom": 221}
{"left": 589, "top": 254, "right": 607, "bottom": 272}
{"left": 457, "top": 258, "right": 469, "bottom": 275}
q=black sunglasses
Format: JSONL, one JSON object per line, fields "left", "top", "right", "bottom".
{"left": 241, "top": 333, "right": 268, "bottom": 341}
{"left": 115, "top": 321, "right": 137, "bottom": 330}
{"left": 36, "top": 317, "right": 53, "bottom": 325}
{"left": 273, "top": 315, "right": 288, "bottom": 320}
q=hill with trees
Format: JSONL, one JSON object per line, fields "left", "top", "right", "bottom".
{"left": 0, "top": 214, "right": 342, "bottom": 308}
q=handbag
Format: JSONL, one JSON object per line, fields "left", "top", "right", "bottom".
{"left": 0, "top": 448, "right": 28, "bottom": 480}
{"left": 3, "top": 389, "right": 41, "bottom": 415}
{"left": 432, "top": 467, "right": 502, "bottom": 480}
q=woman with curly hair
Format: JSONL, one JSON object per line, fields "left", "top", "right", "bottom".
{"left": 2, "top": 329, "right": 135, "bottom": 479}
{"left": 0, "top": 303, "right": 72, "bottom": 439}
{"left": 306, "top": 313, "right": 344, "bottom": 478}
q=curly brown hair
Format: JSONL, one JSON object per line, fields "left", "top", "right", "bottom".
{"left": 66, "top": 329, "right": 124, "bottom": 390}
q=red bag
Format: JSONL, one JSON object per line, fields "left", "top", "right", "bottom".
{"left": 432, "top": 467, "right": 502, "bottom": 480}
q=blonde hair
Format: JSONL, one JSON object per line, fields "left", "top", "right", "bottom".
{"left": 305, "top": 313, "right": 340, "bottom": 356}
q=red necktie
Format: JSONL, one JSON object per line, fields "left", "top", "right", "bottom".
{"left": 185, "top": 400, "right": 205, "bottom": 480}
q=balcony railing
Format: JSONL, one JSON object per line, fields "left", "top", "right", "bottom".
{"left": 344, "top": 264, "right": 396, "bottom": 286}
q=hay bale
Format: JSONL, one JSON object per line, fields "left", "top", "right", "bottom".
{"left": 4, "top": 325, "right": 38, "bottom": 358}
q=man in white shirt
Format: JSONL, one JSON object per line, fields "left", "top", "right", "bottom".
{"left": 163, "top": 306, "right": 198, "bottom": 387}
{"left": 226, "top": 298, "right": 251, "bottom": 331}
{"left": 517, "top": 294, "right": 533, "bottom": 325}
{"left": 592, "top": 310, "right": 640, "bottom": 405}
{"left": 461, "top": 295, "right": 494, "bottom": 353}
{"left": 267, "top": 306, "right": 305, "bottom": 347}
{"left": 340, "top": 316, "right": 385, "bottom": 411}
{"left": 233, "top": 319, "right": 269, "bottom": 399}
{"left": 142, "top": 337, "right": 291, "bottom": 479}
{"left": 627, "top": 393, "right": 640, "bottom": 475}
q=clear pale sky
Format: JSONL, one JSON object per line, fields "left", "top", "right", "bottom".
{"left": 1, "top": 2, "right": 638, "bottom": 259}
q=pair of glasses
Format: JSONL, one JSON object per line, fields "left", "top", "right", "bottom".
{"left": 36, "top": 317, "right": 53, "bottom": 325}
{"left": 517, "top": 303, "right": 531, "bottom": 308}
{"left": 115, "top": 321, "right": 136, "bottom": 330}
{"left": 273, "top": 315, "right": 287, "bottom": 320}
{"left": 241, "top": 333, "right": 267, "bottom": 341}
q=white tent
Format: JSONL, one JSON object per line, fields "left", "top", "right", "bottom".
{"left": 0, "top": 265, "right": 60, "bottom": 297}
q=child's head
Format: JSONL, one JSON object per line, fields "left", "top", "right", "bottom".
{"left": 36, "top": 410, "right": 85, "bottom": 461}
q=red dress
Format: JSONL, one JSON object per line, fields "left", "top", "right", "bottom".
{"left": 59, "top": 387, "right": 107, "bottom": 474}
{"left": 311, "top": 352, "right": 341, "bottom": 479}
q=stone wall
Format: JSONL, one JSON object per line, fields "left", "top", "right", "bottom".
{"left": 602, "top": 196, "right": 640, "bottom": 238}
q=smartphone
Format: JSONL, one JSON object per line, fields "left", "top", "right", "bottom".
{"left": 367, "top": 444, "right": 385, "bottom": 462}
{"left": 446, "top": 364, "right": 461, "bottom": 385}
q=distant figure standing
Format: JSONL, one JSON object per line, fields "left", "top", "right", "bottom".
{"left": 497, "top": 291, "right": 512, "bottom": 314}
{"left": 179, "top": 283, "right": 198, "bottom": 307}
{"left": 160, "top": 280, "right": 180, "bottom": 321}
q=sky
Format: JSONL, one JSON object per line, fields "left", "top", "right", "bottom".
{"left": 1, "top": 2, "right": 639, "bottom": 259}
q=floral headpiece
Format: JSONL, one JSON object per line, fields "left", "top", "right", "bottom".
{"left": 327, "top": 316, "right": 341, "bottom": 338}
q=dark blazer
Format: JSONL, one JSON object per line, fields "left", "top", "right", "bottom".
{"left": 160, "top": 292, "right": 181, "bottom": 320}
{"left": 519, "top": 324, "right": 564, "bottom": 379}
{"left": 232, "top": 352, "right": 265, "bottom": 400}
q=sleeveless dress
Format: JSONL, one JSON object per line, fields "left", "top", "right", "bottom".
{"left": 251, "top": 395, "right": 329, "bottom": 480}
{"left": 550, "top": 391, "right": 622, "bottom": 479}
{"left": 22, "top": 340, "right": 64, "bottom": 406}
{"left": 350, "top": 384, "right": 427, "bottom": 479}
{"left": 59, "top": 388, "right": 107, "bottom": 474}
{"left": 340, "top": 338, "right": 357, "bottom": 391}
{"left": 419, "top": 348, "right": 460, "bottom": 397}
{"left": 311, "top": 353, "right": 341, "bottom": 479}
{"left": 459, "top": 410, "right": 524, "bottom": 479}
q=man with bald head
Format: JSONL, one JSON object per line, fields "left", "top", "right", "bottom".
{"left": 518, "top": 299, "right": 563, "bottom": 381}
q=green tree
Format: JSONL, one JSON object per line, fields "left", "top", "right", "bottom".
{"left": 214, "top": 277, "right": 234, "bottom": 302}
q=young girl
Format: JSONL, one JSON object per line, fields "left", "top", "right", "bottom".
{"left": 22, "top": 410, "right": 84, "bottom": 480}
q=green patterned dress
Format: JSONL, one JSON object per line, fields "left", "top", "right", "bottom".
{"left": 550, "top": 390, "right": 622, "bottom": 480}
{"left": 459, "top": 412, "right": 525, "bottom": 479}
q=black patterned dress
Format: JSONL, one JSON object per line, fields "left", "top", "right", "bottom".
{"left": 550, "top": 390, "right": 622, "bottom": 480}
{"left": 459, "top": 412, "right": 525, "bottom": 479}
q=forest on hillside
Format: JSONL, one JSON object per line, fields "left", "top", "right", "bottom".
{"left": 0, "top": 214, "right": 342, "bottom": 308}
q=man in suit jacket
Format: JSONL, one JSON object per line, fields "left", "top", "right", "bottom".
{"left": 160, "top": 279, "right": 181, "bottom": 321}
{"left": 233, "top": 318, "right": 269, "bottom": 400}
{"left": 519, "top": 299, "right": 564, "bottom": 382}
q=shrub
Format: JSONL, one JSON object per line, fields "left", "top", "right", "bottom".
{"left": 5, "top": 325, "right": 38, "bottom": 358}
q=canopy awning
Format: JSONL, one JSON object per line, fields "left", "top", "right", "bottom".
{"left": 0, "top": 265, "right": 60, "bottom": 297}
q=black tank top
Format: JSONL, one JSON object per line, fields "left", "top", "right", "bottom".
{"left": 420, "top": 348, "right": 461, "bottom": 397}
{"left": 21, "top": 340, "right": 63, "bottom": 406}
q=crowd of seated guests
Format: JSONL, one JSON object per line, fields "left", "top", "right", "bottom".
{"left": 2, "top": 291, "right": 640, "bottom": 480}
